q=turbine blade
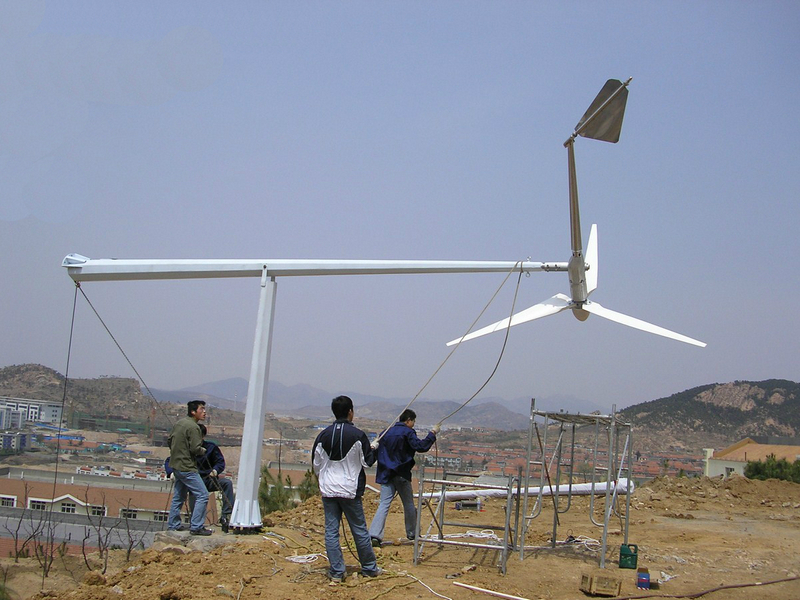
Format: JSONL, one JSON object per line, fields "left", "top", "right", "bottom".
{"left": 585, "top": 224, "right": 598, "bottom": 295}
{"left": 447, "top": 294, "right": 571, "bottom": 346}
{"left": 583, "top": 301, "right": 706, "bottom": 347}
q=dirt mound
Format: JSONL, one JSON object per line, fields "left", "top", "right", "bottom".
{"left": 4, "top": 477, "right": 800, "bottom": 600}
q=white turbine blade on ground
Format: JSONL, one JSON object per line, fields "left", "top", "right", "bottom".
{"left": 585, "top": 224, "right": 598, "bottom": 295}
{"left": 447, "top": 293, "right": 571, "bottom": 346}
{"left": 583, "top": 301, "right": 706, "bottom": 347}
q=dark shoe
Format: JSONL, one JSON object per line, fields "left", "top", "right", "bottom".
{"left": 362, "top": 567, "right": 383, "bottom": 578}
{"left": 407, "top": 534, "right": 415, "bottom": 540}
{"left": 190, "top": 527, "right": 212, "bottom": 536}
{"left": 371, "top": 537, "right": 381, "bottom": 548}
{"left": 168, "top": 525, "right": 186, "bottom": 532}
{"left": 220, "top": 517, "right": 230, "bottom": 533}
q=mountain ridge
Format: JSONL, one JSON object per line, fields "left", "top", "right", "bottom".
{"left": 2, "top": 364, "right": 798, "bottom": 443}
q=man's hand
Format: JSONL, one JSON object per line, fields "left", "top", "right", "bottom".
{"left": 370, "top": 440, "right": 379, "bottom": 450}
{"left": 210, "top": 469, "right": 218, "bottom": 477}
{"left": 431, "top": 424, "right": 441, "bottom": 435}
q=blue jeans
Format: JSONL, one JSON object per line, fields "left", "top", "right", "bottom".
{"left": 189, "top": 476, "right": 236, "bottom": 521}
{"left": 368, "top": 476, "right": 417, "bottom": 542}
{"left": 322, "top": 496, "right": 378, "bottom": 578}
{"left": 168, "top": 470, "right": 209, "bottom": 531}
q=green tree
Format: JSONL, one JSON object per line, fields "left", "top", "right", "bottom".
{"left": 745, "top": 454, "right": 800, "bottom": 483}
{"left": 297, "top": 469, "right": 319, "bottom": 502}
{"left": 258, "top": 466, "right": 294, "bottom": 515}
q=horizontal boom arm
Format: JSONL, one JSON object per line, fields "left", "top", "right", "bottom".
{"left": 62, "top": 254, "right": 567, "bottom": 282}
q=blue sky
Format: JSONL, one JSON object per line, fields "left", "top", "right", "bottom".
{"left": 2, "top": 1, "right": 798, "bottom": 411}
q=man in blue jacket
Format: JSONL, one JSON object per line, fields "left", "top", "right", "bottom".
{"left": 195, "top": 424, "right": 235, "bottom": 533}
{"left": 313, "top": 395, "right": 380, "bottom": 582}
{"left": 368, "top": 409, "right": 438, "bottom": 547}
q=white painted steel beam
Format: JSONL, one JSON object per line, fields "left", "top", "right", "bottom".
{"left": 62, "top": 254, "right": 567, "bottom": 282}
{"left": 420, "top": 478, "right": 634, "bottom": 502}
{"left": 230, "top": 270, "right": 277, "bottom": 528}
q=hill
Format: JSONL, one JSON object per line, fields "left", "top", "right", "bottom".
{"left": 0, "top": 364, "right": 242, "bottom": 430}
{"left": 0, "top": 363, "right": 157, "bottom": 422}
{"left": 0, "top": 365, "right": 536, "bottom": 431}
{"left": 620, "top": 379, "right": 800, "bottom": 453}
{"left": 4, "top": 364, "right": 799, "bottom": 447}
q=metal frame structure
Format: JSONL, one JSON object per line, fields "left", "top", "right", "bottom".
{"left": 61, "top": 257, "right": 559, "bottom": 530}
{"left": 413, "top": 465, "right": 521, "bottom": 574}
{"left": 520, "top": 398, "right": 633, "bottom": 568}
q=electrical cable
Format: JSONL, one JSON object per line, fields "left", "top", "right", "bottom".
{"left": 437, "top": 262, "right": 525, "bottom": 424}
{"left": 613, "top": 575, "right": 800, "bottom": 600}
{"left": 374, "top": 260, "right": 526, "bottom": 445}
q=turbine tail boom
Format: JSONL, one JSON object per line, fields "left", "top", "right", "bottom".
{"left": 583, "top": 301, "right": 706, "bottom": 347}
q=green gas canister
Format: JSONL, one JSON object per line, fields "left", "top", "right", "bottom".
{"left": 619, "top": 544, "right": 638, "bottom": 569}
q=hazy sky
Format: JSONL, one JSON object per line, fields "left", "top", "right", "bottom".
{"left": 2, "top": 1, "right": 798, "bottom": 411}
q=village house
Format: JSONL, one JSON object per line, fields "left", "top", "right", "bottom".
{"left": 704, "top": 437, "right": 800, "bottom": 478}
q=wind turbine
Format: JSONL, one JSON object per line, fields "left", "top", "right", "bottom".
{"left": 447, "top": 78, "right": 706, "bottom": 348}
{"left": 61, "top": 77, "right": 703, "bottom": 531}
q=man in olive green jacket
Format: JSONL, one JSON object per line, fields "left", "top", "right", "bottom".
{"left": 167, "top": 400, "right": 211, "bottom": 535}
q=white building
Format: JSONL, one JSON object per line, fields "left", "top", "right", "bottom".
{"left": 0, "top": 397, "right": 62, "bottom": 425}
{"left": 0, "top": 405, "right": 25, "bottom": 429}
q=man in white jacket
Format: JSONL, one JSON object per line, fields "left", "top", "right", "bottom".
{"left": 313, "top": 395, "right": 380, "bottom": 582}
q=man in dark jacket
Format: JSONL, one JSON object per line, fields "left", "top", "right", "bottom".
{"left": 368, "top": 409, "right": 438, "bottom": 546}
{"left": 312, "top": 395, "right": 380, "bottom": 582}
{"left": 194, "top": 424, "right": 235, "bottom": 532}
{"left": 167, "top": 400, "right": 211, "bottom": 535}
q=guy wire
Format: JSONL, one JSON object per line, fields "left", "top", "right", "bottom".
{"left": 379, "top": 260, "right": 526, "bottom": 441}
{"left": 76, "top": 284, "right": 176, "bottom": 429}
{"left": 43, "top": 281, "right": 80, "bottom": 588}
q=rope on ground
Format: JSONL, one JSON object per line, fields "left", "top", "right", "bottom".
{"left": 435, "top": 529, "right": 502, "bottom": 543}
{"left": 613, "top": 575, "right": 800, "bottom": 600}
{"left": 366, "top": 576, "right": 417, "bottom": 600}
{"left": 452, "top": 581, "right": 530, "bottom": 600}
{"left": 399, "top": 571, "right": 453, "bottom": 600}
{"left": 284, "top": 552, "right": 326, "bottom": 564}
{"left": 559, "top": 533, "right": 600, "bottom": 552}
{"left": 234, "top": 563, "right": 282, "bottom": 600}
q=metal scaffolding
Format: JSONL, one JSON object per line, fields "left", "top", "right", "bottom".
{"left": 520, "top": 398, "right": 633, "bottom": 568}
{"left": 413, "top": 466, "right": 520, "bottom": 574}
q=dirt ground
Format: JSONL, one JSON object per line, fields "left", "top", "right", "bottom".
{"left": 3, "top": 475, "right": 799, "bottom": 600}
